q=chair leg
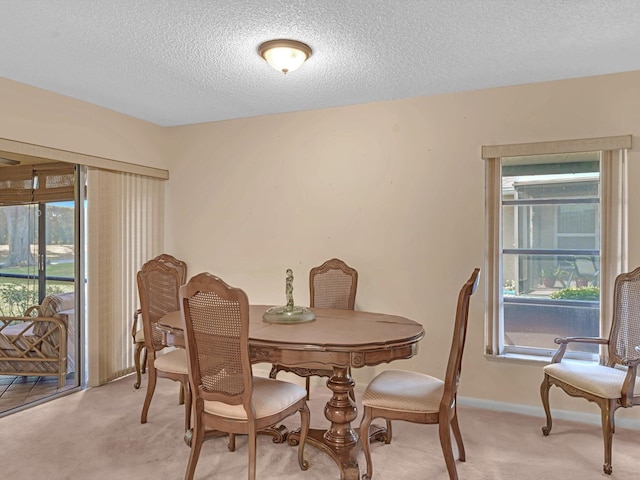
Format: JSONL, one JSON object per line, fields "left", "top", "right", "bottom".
{"left": 359, "top": 407, "right": 375, "bottom": 480}
{"left": 268, "top": 363, "right": 279, "bottom": 379}
{"left": 141, "top": 365, "right": 156, "bottom": 424}
{"left": 601, "top": 400, "right": 615, "bottom": 475}
{"left": 450, "top": 406, "right": 466, "bottom": 462}
{"left": 182, "top": 379, "right": 191, "bottom": 432}
{"left": 298, "top": 403, "right": 310, "bottom": 471}
{"left": 438, "top": 418, "right": 459, "bottom": 480}
{"left": 185, "top": 419, "right": 204, "bottom": 480}
{"left": 133, "top": 342, "right": 144, "bottom": 389}
{"left": 383, "top": 420, "right": 393, "bottom": 444}
{"left": 305, "top": 376, "right": 311, "bottom": 400}
{"left": 540, "top": 374, "right": 553, "bottom": 436}
{"left": 141, "top": 348, "right": 147, "bottom": 374}
{"left": 248, "top": 423, "right": 257, "bottom": 480}
{"left": 178, "top": 383, "right": 185, "bottom": 405}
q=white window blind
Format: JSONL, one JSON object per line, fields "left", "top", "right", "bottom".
{"left": 86, "top": 168, "right": 165, "bottom": 386}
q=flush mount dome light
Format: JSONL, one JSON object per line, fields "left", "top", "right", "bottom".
{"left": 258, "top": 39, "right": 312, "bottom": 74}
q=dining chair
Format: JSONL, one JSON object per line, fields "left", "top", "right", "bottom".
{"left": 138, "top": 255, "right": 191, "bottom": 434}
{"left": 270, "top": 258, "right": 358, "bottom": 399}
{"left": 132, "top": 253, "right": 187, "bottom": 389}
{"left": 179, "top": 272, "right": 310, "bottom": 480}
{"left": 359, "top": 268, "right": 480, "bottom": 480}
{"left": 540, "top": 265, "right": 640, "bottom": 475}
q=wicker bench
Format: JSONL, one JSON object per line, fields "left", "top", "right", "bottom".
{"left": 0, "top": 292, "right": 75, "bottom": 388}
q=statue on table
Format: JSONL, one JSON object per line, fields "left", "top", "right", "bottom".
{"left": 262, "top": 268, "right": 315, "bottom": 324}
{"left": 285, "top": 268, "right": 294, "bottom": 310}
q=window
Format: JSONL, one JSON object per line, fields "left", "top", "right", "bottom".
{"left": 483, "top": 136, "right": 630, "bottom": 361}
{"left": 502, "top": 153, "right": 600, "bottom": 358}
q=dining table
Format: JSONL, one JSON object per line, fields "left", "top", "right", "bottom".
{"left": 158, "top": 304, "right": 425, "bottom": 480}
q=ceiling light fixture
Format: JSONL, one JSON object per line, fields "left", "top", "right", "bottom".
{"left": 258, "top": 39, "right": 312, "bottom": 74}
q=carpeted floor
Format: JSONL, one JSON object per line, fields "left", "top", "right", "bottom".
{"left": 0, "top": 374, "right": 636, "bottom": 479}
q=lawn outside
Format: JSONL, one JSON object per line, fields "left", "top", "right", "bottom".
{"left": 0, "top": 245, "right": 74, "bottom": 316}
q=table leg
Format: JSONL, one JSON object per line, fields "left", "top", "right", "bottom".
{"left": 288, "top": 366, "right": 361, "bottom": 480}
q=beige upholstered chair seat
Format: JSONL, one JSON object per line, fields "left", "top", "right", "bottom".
{"left": 134, "top": 329, "right": 144, "bottom": 344}
{"left": 153, "top": 348, "right": 188, "bottom": 375}
{"left": 544, "top": 363, "right": 640, "bottom": 400}
{"left": 204, "top": 377, "right": 307, "bottom": 420}
{"left": 363, "top": 370, "right": 444, "bottom": 413}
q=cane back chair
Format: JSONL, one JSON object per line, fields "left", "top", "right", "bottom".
{"left": 180, "top": 272, "right": 310, "bottom": 480}
{"left": 132, "top": 253, "right": 187, "bottom": 389}
{"left": 137, "top": 255, "right": 191, "bottom": 433}
{"left": 359, "top": 268, "right": 480, "bottom": 480}
{"left": 540, "top": 265, "right": 640, "bottom": 475}
{"left": 269, "top": 258, "right": 358, "bottom": 398}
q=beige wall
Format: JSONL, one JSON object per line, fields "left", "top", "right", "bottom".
{"left": 0, "top": 76, "right": 167, "bottom": 168}
{"left": 1, "top": 70, "right": 639, "bottom": 423}
{"left": 165, "top": 71, "right": 640, "bottom": 423}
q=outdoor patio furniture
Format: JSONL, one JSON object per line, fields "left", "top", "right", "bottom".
{"left": 0, "top": 291, "right": 75, "bottom": 388}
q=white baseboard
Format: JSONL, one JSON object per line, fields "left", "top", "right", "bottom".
{"left": 458, "top": 396, "right": 640, "bottom": 431}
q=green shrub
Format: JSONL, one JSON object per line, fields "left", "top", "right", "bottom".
{"left": 0, "top": 282, "right": 66, "bottom": 316}
{"left": 0, "top": 283, "right": 38, "bottom": 316}
{"left": 550, "top": 286, "right": 600, "bottom": 301}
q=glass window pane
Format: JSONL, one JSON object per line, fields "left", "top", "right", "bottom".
{"left": 501, "top": 152, "right": 600, "bottom": 356}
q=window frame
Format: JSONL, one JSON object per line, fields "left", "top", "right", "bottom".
{"left": 483, "top": 136, "right": 631, "bottom": 361}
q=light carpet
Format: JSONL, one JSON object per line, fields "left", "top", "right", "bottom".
{"left": 0, "top": 374, "right": 636, "bottom": 479}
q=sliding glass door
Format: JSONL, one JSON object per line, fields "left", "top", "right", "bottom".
{"left": 0, "top": 162, "right": 80, "bottom": 416}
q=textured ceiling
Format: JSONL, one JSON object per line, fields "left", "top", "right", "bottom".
{"left": 1, "top": 1, "right": 639, "bottom": 127}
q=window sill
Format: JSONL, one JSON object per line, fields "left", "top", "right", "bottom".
{"left": 484, "top": 352, "right": 599, "bottom": 366}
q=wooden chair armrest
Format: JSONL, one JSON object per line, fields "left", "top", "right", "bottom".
{"left": 23, "top": 306, "right": 43, "bottom": 317}
{"left": 551, "top": 336, "right": 609, "bottom": 363}
{"left": 131, "top": 308, "right": 142, "bottom": 339}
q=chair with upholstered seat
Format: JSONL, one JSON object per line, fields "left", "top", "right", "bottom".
{"left": 137, "top": 255, "right": 191, "bottom": 433}
{"left": 540, "top": 266, "right": 640, "bottom": 475}
{"left": 269, "top": 258, "right": 358, "bottom": 398}
{"left": 359, "top": 268, "right": 480, "bottom": 480}
{"left": 179, "top": 272, "right": 310, "bottom": 480}
{"left": 132, "top": 253, "right": 187, "bottom": 389}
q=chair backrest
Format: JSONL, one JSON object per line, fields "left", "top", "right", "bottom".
{"left": 309, "top": 258, "right": 358, "bottom": 310}
{"left": 607, "top": 266, "right": 640, "bottom": 366}
{"left": 154, "top": 253, "right": 188, "bottom": 284}
{"left": 180, "top": 272, "right": 252, "bottom": 408}
{"left": 575, "top": 256, "right": 598, "bottom": 277}
{"left": 440, "top": 268, "right": 480, "bottom": 410}
{"left": 137, "top": 254, "right": 186, "bottom": 352}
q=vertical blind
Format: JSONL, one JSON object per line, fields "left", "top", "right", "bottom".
{"left": 86, "top": 168, "right": 164, "bottom": 386}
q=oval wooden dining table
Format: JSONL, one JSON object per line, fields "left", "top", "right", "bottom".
{"left": 159, "top": 304, "right": 425, "bottom": 480}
